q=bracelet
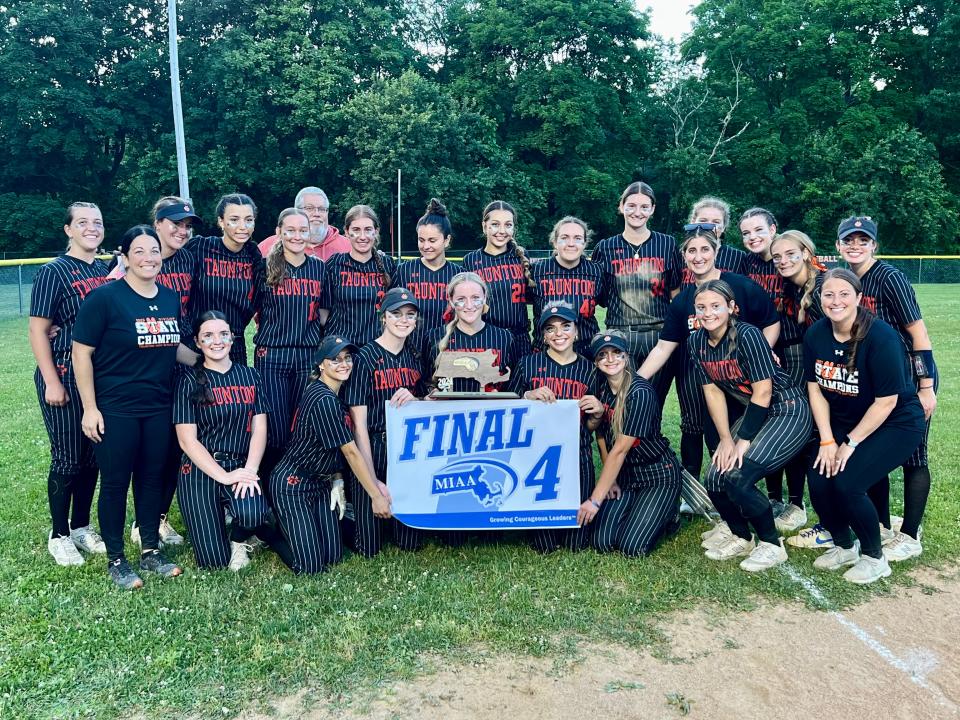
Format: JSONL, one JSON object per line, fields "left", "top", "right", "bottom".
{"left": 819, "top": 438, "right": 836, "bottom": 447}
{"left": 590, "top": 499, "right": 601, "bottom": 510}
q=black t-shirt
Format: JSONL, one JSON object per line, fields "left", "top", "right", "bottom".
{"left": 509, "top": 351, "right": 597, "bottom": 448}
{"left": 173, "top": 364, "right": 270, "bottom": 456}
{"left": 157, "top": 247, "right": 195, "bottom": 341}
{"left": 461, "top": 247, "right": 531, "bottom": 336}
{"left": 591, "top": 232, "right": 682, "bottom": 327}
{"left": 30, "top": 255, "right": 113, "bottom": 355}
{"left": 661, "top": 272, "right": 779, "bottom": 346}
{"left": 343, "top": 341, "right": 425, "bottom": 434}
{"left": 689, "top": 322, "right": 803, "bottom": 406}
{"left": 423, "top": 323, "right": 515, "bottom": 392}
{"left": 187, "top": 235, "right": 264, "bottom": 338}
{"left": 72, "top": 280, "right": 181, "bottom": 416}
{"left": 596, "top": 376, "right": 672, "bottom": 485}
{"left": 858, "top": 261, "right": 924, "bottom": 352}
{"left": 681, "top": 244, "right": 746, "bottom": 285}
{"left": 529, "top": 257, "right": 604, "bottom": 353}
{"left": 803, "top": 317, "right": 922, "bottom": 437}
{"left": 743, "top": 253, "right": 783, "bottom": 305}
{"left": 274, "top": 381, "right": 355, "bottom": 481}
{"left": 254, "top": 256, "right": 326, "bottom": 348}
{"left": 391, "top": 259, "right": 464, "bottom": 349}
{"left": 779, "top": 271, "right": 824, "bottom": 346}
{"left": 321, "top": 252, "right": 397, "bottom": 347}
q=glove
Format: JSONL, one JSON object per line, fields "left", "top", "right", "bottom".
{"left": 330, "top": 478, "right": 346, "bottom": 520}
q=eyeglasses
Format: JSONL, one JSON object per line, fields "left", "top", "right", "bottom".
{"left": 623, "top": 204, "right": 653, "bottom": 215}
{"left": 73, "top": 220, "right": 104, "bottom": 231}
{"left": 348, "top": 228, "right": 377, "bottom": 239}
{"left": 683, "top": 222, "right": 718, "bottom": 233}
{"left": 225, "top": 219, "right": 255, "bottom": 229}
{"left": 596, "top": 349, "right": 626, "bottom": 361}
{"left": 452, "top": 297, "right": 484, "bottom": 309}
{"left": 329, "top": 354, "right": 354, "bottom": 366}
{"left": 556, "top": 235, "right": 585, "bottom": 246}
{"left": 544, "top": 323, "right": 575, "bottom": 336}
{"left": 281, "top": 229, "right": 311, "bottom": 239}
{"left": 838, "top": 236, "right": 874, "bottom": 248}
{"left": 199, "top": 332, "right": 234, "bottom": 346}
{"left": 300, "top": 205, "right": 329, "bottom": 214}
{"left": 385, "top": 310, "right": 418, "bottom": 322}
{"left": 486, "top": 222, "right": 514, "bottom": 234}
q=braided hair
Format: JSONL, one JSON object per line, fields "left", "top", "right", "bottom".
{"left": 482, "top": 200, "right": 535, "bottom": 288}
{"left": 771, "top": 230, "right": 826, "bottom": 324}
{"left": 694, "top": 279, "right": 740, "bottom": 360}
{"left": 266, "top": 208, "right": 310, "bottom": 288}
{"left": 823, "top": 268, "right": 875, "bottom": 370}
{"left": 344, "top": 204, "right": 391, "bottom": 288}
{"left": 191, "top": 310, "right": 230, "bottom": 405}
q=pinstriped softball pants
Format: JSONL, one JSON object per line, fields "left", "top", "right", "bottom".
{"left": 270, "top": 471, "right": 342, "bottom": 574}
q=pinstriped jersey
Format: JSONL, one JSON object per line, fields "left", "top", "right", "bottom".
{"left": 423, "top": 322, "right": 515, "bottom": 392}
{"left": 253, "top": 256, "right": 325, "bottom": 348}
{"left": 343, "top": 341, "right": 425, "bottom": 433}
{"left": 392, "top": 259, "right": 464, "bottom": 349}
{"left": 157, "top": 247, "right": 195, "bottom": 341}
{"left": 322, "top": 252, "right": 397, "bottom": 348}
{"left": 780, "top": 272, "right": 824, "bottom": 345}
{"left": 858, "top": 260, "right": 923, "bottom": 351}
{"left": 743, "top": 253, "right": 783, "bottom": 307}
{"left": 278, "top": 381, "right": 355, "bottom": 480}
{"left": 591, "top": 233, "right": 682, "bottom": 328}
{"left": 597, "top": 376, "right": 672, "bottom": 483}
{"left": 681, "top": 244, "right": 747, "bottom": 285}
{"left": 509, "top": 352, "right": 597, "bottom": 447}
{"left": 187, "top": 236, "right": 264, "bottom": 337}
{"left": 30, "top": 255, "right": 113, "bottom": 354}
{"left": 529, "top": 257, "right": 603, "bottom": 353}
{"left": 173, "top": 364, "right": 270, "bottom": 456}
{"left": 689, "top": 322, "right": 802, "bottom": 406}
{"left": 461, "top": 247, "right": 530, "bottom": 336}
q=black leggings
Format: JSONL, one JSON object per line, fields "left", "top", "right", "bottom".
{"left": 807, "top": 423, "right": 924, "bottom": 558}
{"left": 93, "top": 411, "right": 171, "bottom": 561}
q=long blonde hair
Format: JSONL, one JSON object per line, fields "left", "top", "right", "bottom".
{"left": 435, "top": 271, "right": 489, "bottom": 360}
{"left": 266, "top": 208, "right": 310, "bottom": 288}
{"left": 771, "top": 230, "right": 825, "bottom": 324}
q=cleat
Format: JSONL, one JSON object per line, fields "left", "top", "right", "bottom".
{"left": 786, "top": 523, "right": 834, "bottom": 549}
{"left": 843, "top": 554, "right": 892, "bottom": 585}
{"left": 70, "top": 525, "right": 106, "bottom": 554}
{"left": 740, "top": 539, "right": 788, "bottom": 572}
{"left": 49, "top": 531, "right": 84, "bottom": 566}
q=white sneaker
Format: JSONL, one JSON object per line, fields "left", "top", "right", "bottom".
{"left": 786, "top": 523, "right": 834, "bottom": 549}
{"left": 843, "top": 554, "right": 892, "bottom": 584}
{"left": 879, "top": 525, "right": 897, "bottom": 545}
{"left": 888, "top": 516, "right": 923, "bottom": 542}
{"left": 70, "top": 525, "right": 106, "bottom": 554}
{"left": 701, "top": 520, "right": 730, "bottom": 541}
{"left": 158, "top": 515, "right": 184, "bottom": 546}
{"left": 882, "top": 532, "right": 922, "bottom": 562}
{"left": 701, "top": 524, "right": 734, "bottom": 550}
{"left": 813, "top": 541, "right": 860, "bottom": 571}
{"left": 130, "top": 522, "right": 142, "bottom": 547}
{"left": 229, "top": 541, "right": 252, "bottom": 571}
{"left": 774, "top": 503, "right": 808, "bottom": 534}
{"left": 48, "top": 531, "right": 84, "bottom": 566}
{"left": 705, "top": 534, "right": 754, "bottom": 561}
{"left": 740, "top": 539, "right": 788, "bottom": 572}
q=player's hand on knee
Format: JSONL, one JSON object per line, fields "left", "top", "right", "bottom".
{"left": 81, "top": 409, "right": 104, "bottom": 442}
{"left": 734, "top": 439, "right": 751, "bottom": 468}
{"left": 330, "top": 478, "right": 346, "bottom": 520}
{"left": 834, "top": 443, "right": 855, "bottom": 474}
{"left": 813, "top": 444, "right": 836, "bottom": 477}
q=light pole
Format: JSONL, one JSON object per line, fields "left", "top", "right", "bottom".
{"left": 168, "top": 0, "right": 190, "bottom": 200}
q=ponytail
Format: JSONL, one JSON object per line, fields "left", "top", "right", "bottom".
{"left": 847, "top": 306, "right": 875, "bottom": 370}
{"left": 191, "top": 353, "right": 215, "bottom": 405}
{"left": 509, "top": 238, "right": 536, "bottom": 288}
{"left": 373, "top": 249, "right": 391, "bottom": 289}
{"left": 726, "top": 314, "right": 739, "bottom": 361}
{"left": 610, "top": 355, "right": 636, "bottom": 439}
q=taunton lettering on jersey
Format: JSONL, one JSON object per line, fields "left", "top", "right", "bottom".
{"left": 374, "top": 366, "right": 422, "bottom": 391}
{"left": 209, "top": 384, "right": 259, "bottom": 405}
{"left": 71, "top": 275, "right": 113, "bottom": 299}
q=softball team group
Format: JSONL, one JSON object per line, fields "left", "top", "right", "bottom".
{"left": 29, "top": 182, "right": 937, "bottom": 589}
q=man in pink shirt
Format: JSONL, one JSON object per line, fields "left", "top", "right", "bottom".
{"left": 258, "top": 186, "right": 351, "bottom": 261}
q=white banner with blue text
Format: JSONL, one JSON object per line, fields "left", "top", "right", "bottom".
{"left": 385, "top": 399, "right": 582, "bottom": 531}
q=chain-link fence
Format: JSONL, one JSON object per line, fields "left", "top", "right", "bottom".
{"left": 2, "top": 254, "right": 958, "bottom": 320}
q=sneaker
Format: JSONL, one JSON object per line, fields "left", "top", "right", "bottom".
{"left": 705, "top": 534, "right": 754, "bottom": 561}
{"left": 882, "top": 532, "right": 922, "bottom": 562}
{"left": 130, "top": 522, "right": 142, "bottom": 548}
{"left": 879, "top": 525, "right": 897, "bottom": 545}
{"left": 774, "top": 503, "right": 808, "bottom": 534}
{"left": 139, "top": 550, "right": 183, "bottom": 578}
{"left": 813, "top": 541, "right": 860, "bottom": 571}
{"left": 843, "top": 554, "right": 892, "bottom": 585}
{"left": 786, "top": 523, "right": 834, "bottom": 549}
{"left": 108, "top": 557, "right": 144, "bottom": 590}
{"left": 70, "top": 525, "right": 106, "bottom": 554}
{"left": 229, "top": 541, "right": 253, "bottom": 571}
{"left": 246, "top": 536, "right": 267, "bottom": 552}
{"left": 701, "top": 523, "right": 734, "bottom": 550}
{"left": 740, "top": 539, "right": 788, "bottom": 572}
{"left": 701, "top": 520, "right": 730, "bottom": 541}
{"left": 769, "top": 499, "right": 786, "bottom": 518}
{"left": 888, "top": 516, "right": 923, "bottom": 542}
{"left": 48, "top": 531, "right": 84, "bottom": 566}
{"left": 158, "top": 515, "right": 184, "bottom": 546}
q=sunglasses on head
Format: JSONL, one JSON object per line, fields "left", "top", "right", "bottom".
{"left": 683, "top": 222, "right": 719, "bottom": 233}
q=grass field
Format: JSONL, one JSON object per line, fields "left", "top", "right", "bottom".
{"left": 1, "top": 287, "right": 957, "bottom": 720}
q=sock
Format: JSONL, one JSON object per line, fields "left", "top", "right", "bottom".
{"left": 48, "top": 471, "right": 74, "bottom": 537}
{"left": 900, "top": 466, "right": 930, "bottom": 539}
{"left": 680, "top": 432, "right": 704, "bottom": 478}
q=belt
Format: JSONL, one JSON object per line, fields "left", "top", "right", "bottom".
{"left": 618, "top": 323, "right": 663, "bottom": 333}
{"left": 212, "top": 451, "right": 247, "bottom": 462}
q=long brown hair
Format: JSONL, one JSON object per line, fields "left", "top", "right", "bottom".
{"left": 482, "top": 200, "right": 534, "bottom": 288}
{"left": 694, "top": 280, "right": 740, "bottom": 360}
{"left": 266, "top": 208, "right": 310, "bottom": 288}
{"left": 823, "top": 268, "right": 875, "bottom": 369}
{"left": 345, "top": 204, "right": 391, "bottom": 287}
{"left": 771, "top": 230, "right": 825, "bottom": 324}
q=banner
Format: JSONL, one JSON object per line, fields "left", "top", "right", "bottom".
{"left": 386, "top": 399, "right": 582, "bottom": 531}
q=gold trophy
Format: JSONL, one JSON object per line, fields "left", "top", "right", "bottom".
{"left": 430, "top": 350, "right": 519, "bottom": 400}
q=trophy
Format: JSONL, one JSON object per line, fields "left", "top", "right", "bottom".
{"left": 430, "top": 350, "right": 519, "bottom": 400}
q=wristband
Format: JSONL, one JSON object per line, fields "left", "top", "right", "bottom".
{"left": 910, "top": 350, "right": 934, "bottom": 380}
{"left": 819, "top": 438, "right": 836, "bottom": 447}
{"left": 736, "top": 402, "right": 769, "bottom": 441}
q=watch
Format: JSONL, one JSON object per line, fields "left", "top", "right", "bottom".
{"left": 847, "top": 437, "right": 860, "bottom": 449}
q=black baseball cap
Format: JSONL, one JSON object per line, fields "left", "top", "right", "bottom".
{"left": 537, "top": 304, "right": 578, "bottom": 330}
{"left": 380, "top": 287, "right": 420, "bottom": 314}
{"left": 155, "top": 202, "right": 201, "bottom": 223}
{"left": 313, "top": 336, "right": 358, "bottom": 364}
{"left": 589, "top": 332, "right": 629, "bottom": 358}
{"left": 837, "top": 216, "right": 877, "bottom": 242}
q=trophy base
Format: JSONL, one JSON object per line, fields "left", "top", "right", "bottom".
{"left": 428, "top": 391, "right": 520, "bottom": 400}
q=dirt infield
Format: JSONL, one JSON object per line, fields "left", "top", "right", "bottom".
{"left": 246, "top": 566, "right": 960, "bottom": 720}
